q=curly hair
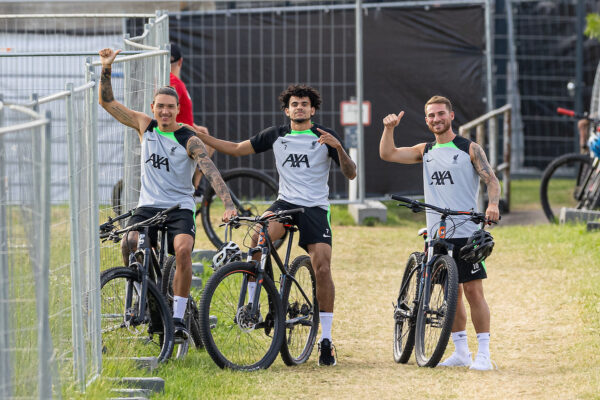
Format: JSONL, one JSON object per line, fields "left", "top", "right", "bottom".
{"left": 278, "top": 84, "right": 322, "bottom": 111}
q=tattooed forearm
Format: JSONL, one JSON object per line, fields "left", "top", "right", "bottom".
{"left": 100, "top": 67, "right": 115, "bottom": 103}
{"left": 189, "top": 139, "right": 234, "bottom": 208}
{"left": 472, "top": 144, "right": 501, "bottom": 204}
{"left": 337, "top": 148, "right": 357, "bottom": 180}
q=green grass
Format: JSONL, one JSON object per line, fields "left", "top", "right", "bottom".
{"left": 108, "top": 222, "right": 600, "bottom": 400}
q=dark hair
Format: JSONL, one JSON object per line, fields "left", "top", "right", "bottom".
{"left": 153, "top": 86, "right": 179, "bottom": 104}
{"left": 278, "top": 84, "right": 322, "bottom": 111}
{"left": 170, "top": 42, "right": 182, "bottom": 63}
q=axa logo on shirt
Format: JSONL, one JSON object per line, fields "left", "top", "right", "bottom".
{"left": 282, "top": 153, "right": 310, "bottom": 168}
{"left": 430, "top": 170, "right": 454, "bottom": 185}
{"left": 146, "top": 153, "right": 170, "bottom": 171}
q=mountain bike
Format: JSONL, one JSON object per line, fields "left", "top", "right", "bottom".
{"left": 198, "top": 208, "right": 319, "bottom": 371}
{"left": 111, "top": 168, "right": 279, "bottom": 249}
{"left": 391, "top": 195, "right": 494, "bottom": 367}
{"left": 99, "top": 205, "right": 194, "bottom": 362}
{"left": 540, "top": 108, "right": 600, "bottom": 223}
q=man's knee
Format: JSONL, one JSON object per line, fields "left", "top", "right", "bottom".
{"left": 463, "top": 281, "right": 485, "bottom": 303}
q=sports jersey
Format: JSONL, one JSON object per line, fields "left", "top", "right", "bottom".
{"left": 249, "top": 123, "right": 341, "bottom": 209}
{"left": 422, "top": 135, "right": 479, "bottom": 239}
{"left": 137, "top": 120, "right": 196, "bottom": 211}
{"left": 170, "top": 72, "right": 194, "bottom": 126}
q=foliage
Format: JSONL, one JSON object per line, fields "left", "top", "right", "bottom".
{"left": 585, "top": 13, "right": 600, "bottom": 40}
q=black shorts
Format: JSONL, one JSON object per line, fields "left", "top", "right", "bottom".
{"left": 445, "top": 238, "right": 487, "bottom": 284}
{"left": 267, "top": 200, "right": 332, "bottom": 251}
{"left": 127, "top": 207, "right": 195, "bottom": 255}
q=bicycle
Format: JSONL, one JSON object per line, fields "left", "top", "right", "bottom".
{"left": 198, "top": 208, "right": 319, "bottom": 370}
{"left": 110, "top": 168, "right": 279, "bottom": 249}
{"left": 391, "top": 195, "right": 495, "bottom": 367}
{"left": 540, "top": 108, "right": 600, "bottom": 223}
{"left": 99, "top": 205, "right": 196, "bottom": 362}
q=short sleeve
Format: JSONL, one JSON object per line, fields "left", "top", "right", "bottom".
{"left": 249, "top": 126, "right": 282, "bottom": 154}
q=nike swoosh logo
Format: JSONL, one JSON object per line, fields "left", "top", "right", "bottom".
{"left": 323, "top": 234, "right": 331, "bottom": 238}
{"left": 147, "top": 139, "right": 157, "bottom": 141}
{"left": 426, "top": 158, "right": 433, "bottom": 162}
{"left": 470, "top": 268, "right": 479, "bottom": 274}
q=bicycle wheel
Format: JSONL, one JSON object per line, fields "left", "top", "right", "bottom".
{"left": 540, "top": 153, "right": 593, "bottom": 223}
{"left": 160, "top": 256, "right": 199, "bottom": 356}
{"left": 199, "top": 261, "right": 285, "bottom": 370}
{"left": 414, "top": 255, "right": 458, "bottom": 367}
{"left": 100, "top": 267, "right": 174, "bottom": 363}
{"left": 280, "top": 255, "right": 319, "bottom": 366}
{"left": 393, "top": 252, "right": 422, "bottom": 364}
{"left": 199, "top": 168, "right": 280, "bottom": 249}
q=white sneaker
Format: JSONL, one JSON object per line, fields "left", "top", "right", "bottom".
{"left": 438, "top": 352, "right": 472, "bottom": 367}
{"left": 469, "top": 353, "right": 497, "bottom": 371}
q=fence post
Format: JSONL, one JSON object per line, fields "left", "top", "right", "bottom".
{"left": 0, "top": 94, "right": 12, "bottom": 399}
{"left": 38, "top": 111, "right": 53, "bottom": 399}
{"left": 66, "top": 82, "right": 87, "bottom": 389}
{"left": 85, "top": 60, "right": 102, "bottom": 377}
{"left": 503, "top": 108, "right": 512, "bottom": 211}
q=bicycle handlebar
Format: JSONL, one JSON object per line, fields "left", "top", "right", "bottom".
{"left": 224, "top": 207, "right": 305, "bottom": 227}
{"left": 557, "top": 107, "right": 600, "bottom": 127}
{"left": 391, "top": 194, "right": 498, "bottom": 224}
{"left": 99, "top": 204, "right": 181, "bottom": 240}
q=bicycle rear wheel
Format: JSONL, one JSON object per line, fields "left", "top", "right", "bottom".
{"left": 100, "top": 267, "right": 174, "bottom": 363}
{"left": 160, "top": 256, "right": 201, "bottom": 355}
{"left": 393, "top": 252, "right": 422, "bottom": 364}
{"left": 199, "top": 168, "right": 280, "bottom": 249}
{"left": 280, "top": 255, "right": 319, "bottom": 366}
{"left": 540, "top": 153, "right": 594, "bottom": 223}
{"left": 199, "top": 262, "right": 285, "bottom": 370}
{"left": 414, "top": 255, "right": 458, "bottom": 367}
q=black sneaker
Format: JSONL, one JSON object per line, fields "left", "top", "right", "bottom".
{"left": 173, "top": 317, "right": 190, "bottom": 342}
{"left": 318, "top": 339, "right": 337, "bottom": 366}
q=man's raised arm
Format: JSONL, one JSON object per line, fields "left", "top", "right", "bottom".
{"left": 379, "top": 111, "right": 424, "bottom": 164}
{"left": 98, "top": 48, "right": 150, "bottom": 136}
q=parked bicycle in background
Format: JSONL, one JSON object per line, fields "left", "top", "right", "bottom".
{"left": 540, "top": 108, "right": 600, "bottom": 223}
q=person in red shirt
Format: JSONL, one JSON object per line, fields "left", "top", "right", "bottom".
{"left": 170, "top": 43, "right": 214, "bottom": 189}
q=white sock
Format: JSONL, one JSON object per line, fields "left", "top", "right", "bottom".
{"left": 247, "top": 282, "right": 257, "bottom": 303}
{"left": 173, "top": 295, "right": 188, "bottom": 320}
{"left": 476, "top": 332, "right": 490, "bottom": 358}
{"left": 319, "top": 312, "right": 333, "bottom": 341}
{"left": 451, "top": 330, "right": 470, "bottom": 356}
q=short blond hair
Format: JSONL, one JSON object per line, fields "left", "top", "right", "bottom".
{"left": 424, "top": 95, "right": 452, "bottom": 114}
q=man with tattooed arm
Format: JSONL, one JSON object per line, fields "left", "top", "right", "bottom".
{"left": 98, "top": 48, "right": 236, "bottom": 340}
{"left": 380, "top": 95, "right": 500, "bottom": 370}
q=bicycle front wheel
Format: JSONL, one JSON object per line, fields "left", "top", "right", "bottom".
{"left": 280, "top": 255, "right": 319, "bottom": 366}
{"left": 199, "top": 168, "right": 279, "bottom": 249}
{"left": 199, "top": 262, "right": 285, "bottom": 370}
{"left": 393, "top": 252, "right": 422, "bottom": 364}
{"left": 414, "top": 255, "right": 458, "bottom": 367}
{"left": 100, "top": 267, "right": 174, "bottom": 363}
{"left": 540, "top": 153, "right": 593, "bottom": 223}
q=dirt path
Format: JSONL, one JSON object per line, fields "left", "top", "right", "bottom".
{"left": 248, "top": 224, "right": 597, "bottom": 400}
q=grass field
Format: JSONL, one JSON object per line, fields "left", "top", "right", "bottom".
{"left": 82, "top": 180, "right": 600, "bottom": 399}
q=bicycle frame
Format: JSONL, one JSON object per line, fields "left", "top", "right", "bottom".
{"left": 236, "top": 217, "right": 314, "bottom": 327}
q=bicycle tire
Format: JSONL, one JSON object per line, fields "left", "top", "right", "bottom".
{"left": 199, "top": 168, "right": 281, "bottom": 249}
{"left": 160, "top": 256, "right": 200, "bottom": 355}
{"left": 414, "top": 255, "right": 458, "bottom": 367}
{"left": 280, "top": 255, "right": 319, "bottom": 366}
{"left": 393, "top": 252, "right": 422, "bottom": 364}
{"left": 540, "top": 153, "right": 593, "bottom": 223}
{"left": 199, "top": 261, "right": 285, "bottom": 370}
{"left": 100, "top": 267, "right": 174, "bottom": 363}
